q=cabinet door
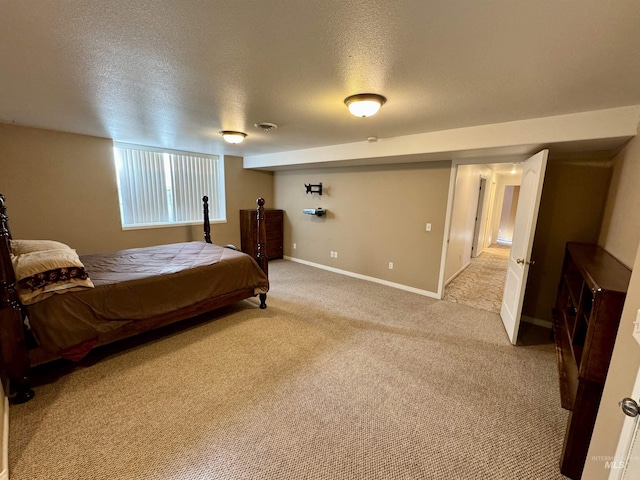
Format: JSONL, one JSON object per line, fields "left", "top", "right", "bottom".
{"left": 265, "top": 210, "right": 283, "bottom": 259}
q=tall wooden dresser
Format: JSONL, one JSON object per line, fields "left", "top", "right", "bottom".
{"left": 240, "top": 209, "right": 283, "bottom": 260}
{"left": 552, "top": 242, "right": 631, "bottom": 479}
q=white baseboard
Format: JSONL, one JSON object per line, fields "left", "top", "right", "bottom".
{"left": 444, "top": 261, "right": 471, "bottom": 286}
{"left": 0, "top": 393, "right": 8, "bottom": 480}
{"left": 283, "top": 256, "right": 440, "bottom": 299}
{"left": 521, "top": 315, "right": 553, "bottom": 329}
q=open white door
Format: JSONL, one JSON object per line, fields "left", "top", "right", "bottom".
{"left": 500, "top": 149, "right": 548, "bottom": 344}
{"left": 610, "top": 363, "right": 640, "bottom": 478}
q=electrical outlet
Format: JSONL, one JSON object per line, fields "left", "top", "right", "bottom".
{"left": 389, "top": 262, "right": 394, "bottom": 269}
{"left": 426, "top": 223, "right": 432, "bottom": 232}
{"left": 293, "top": 243, "right": 297, "bottom": 250}
{"left": 330, "top": 251, "right": 335, "bottom": 258}
{"left": 334, "top": 251, "right": 338, "bottom": 258}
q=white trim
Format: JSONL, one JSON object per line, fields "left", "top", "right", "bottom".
{"left": 444, "top": 260, "right": 471, "bottom": 287}
{"left": 521, "top": 315, "right": 553, "bottom": 329}
{"left": 283, "top": 256, "right": 440, "bottom": 299}
{"left": 0, "top": 394, "right": 8, "bottom": 480}
{"left": 437, "top": 162, "right": 459, "bottom": 298}
{"left": 610, "top": 416, "right": 638, "bottom": 480}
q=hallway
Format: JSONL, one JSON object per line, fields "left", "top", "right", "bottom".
{"left": 443, "top": 244, "right": 510, "bottom": 313}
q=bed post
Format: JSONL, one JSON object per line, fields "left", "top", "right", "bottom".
{"left": 0, "top": 195, "right": 34, "bottom": 403}
{"left": 203, "top": 195, "right": 212, "bottom": 244}
{"left": 256, "top": 198, "right": 268, "bottom": 309}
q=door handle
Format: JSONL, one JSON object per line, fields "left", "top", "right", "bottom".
{"left": 620, "top": 397, "right": 640, "bottom": 417}
{"left": 516, "top": 259, "right": 536, "bottom": 265}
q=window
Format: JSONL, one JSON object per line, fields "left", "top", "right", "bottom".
{"left": 114, "top": 143, "right": 225, "bottom": 229}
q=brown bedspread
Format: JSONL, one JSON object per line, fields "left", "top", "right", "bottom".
{"left": 25, "top": 242, "right": 269, "bottom": 359}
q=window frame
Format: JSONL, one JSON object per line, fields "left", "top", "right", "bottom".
{"left": 113, "top": 143, "right": 226, "bottom": 231}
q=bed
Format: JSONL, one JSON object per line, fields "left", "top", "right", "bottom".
{"left": 0, "top": 195, "right": 270, "bottom": 403}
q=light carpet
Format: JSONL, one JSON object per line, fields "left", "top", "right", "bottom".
{"left": 9, "top": 259, "right": 568, "bottom": 479}
{"left": 443, "top": 245, "right": 511, "bottom": 313}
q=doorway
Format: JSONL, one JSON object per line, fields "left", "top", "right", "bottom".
{"left": 442, "top": 163, "right": 523, "bottom": 313}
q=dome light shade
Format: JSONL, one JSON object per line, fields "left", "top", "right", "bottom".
{"left": 344, "top": 93, "right": 387, "bottom": 117}
{"left": 220, "top": 131, "right": 247, "bottom": 144}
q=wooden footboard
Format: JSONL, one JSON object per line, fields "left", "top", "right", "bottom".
{"left": 205, "top": 196, "right": 268, "bottom": 308}
{"left": 256, "top": 198, "right": 269, "bottom": 309}
{"left": 0, "top": 195, "right": 269, "bottom": 403}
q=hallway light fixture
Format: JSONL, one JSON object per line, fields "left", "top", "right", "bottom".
{"left": 344, "top": 93, "right": 387, "bottom": 117}
{"left": 219, "top": 131, "right": 247, "bottom": 144}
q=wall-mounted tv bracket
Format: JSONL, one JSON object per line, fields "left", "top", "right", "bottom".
{"left": 303, "top": 208, "right": 326, "bottom": 217}
{"left": 305, "top": 182, "right": 322, "bottom": 195}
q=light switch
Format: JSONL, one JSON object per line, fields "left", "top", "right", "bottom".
{"left": 426, "top": 223, "right": 432, "bottom": 232}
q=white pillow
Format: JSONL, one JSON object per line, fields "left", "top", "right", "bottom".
{"left": 11, "top": 248, "right": 94, "bottom": 305}
{"left": 11, "top": 239, "right": 72, "bottom": 256}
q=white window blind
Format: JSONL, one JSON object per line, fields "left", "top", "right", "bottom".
{"left": 114, "top": 144, "right": 225, "bottom": 229}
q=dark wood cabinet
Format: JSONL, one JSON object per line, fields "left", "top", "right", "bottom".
{"left": 552, "top": 242, "right": 631, "bottom": 479}
{"left": 240, "top": 209, "right": 283, "bottom": 260}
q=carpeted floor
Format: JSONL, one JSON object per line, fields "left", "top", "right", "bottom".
{"left": 9, "top": 260, "right": 568, "bottom": 479}
{"left": 443, "top": 244, "right": 511, "bottom": 313}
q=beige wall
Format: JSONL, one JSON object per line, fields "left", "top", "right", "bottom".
{"left": 598, "top": 136, "right": 640, "bottom": 268}
{"left": 444, "top": 164, "right": 493, "bottom": 282}
{"left": 475, "top": 176, "right": 493, "bottom": 255}
{"left": 489, "top": 174, "right": 521, "bottom": 246}
{"left": 585, "top": 135, "right": 640, "bottom": 479}
{"left": 522, "top": 160, "right": 612, "bottom": 322}
{"left": 274, "top": 161, "right": 451, "bottom": 293}
{"left": 497, "top": 185, "right": 520, "bottom": 243}
{"left": 0, "top": 123, "right": 273, "bottom": 254}
{"left": 223, "top": 155, "right": 275, "bottom": 248}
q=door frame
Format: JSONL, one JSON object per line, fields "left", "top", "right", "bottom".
{"left": 471, "top": 176, "right": 488, "bottom": 258}
{"left": 436, "top": 155, "right": 537, "bottom": 299}
{"left": 609, "top": 364, "right": 640, "bottom": 479}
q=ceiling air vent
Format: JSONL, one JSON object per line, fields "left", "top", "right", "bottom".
{"left": 254, "top": 122, "right": 278, "bottom": 131}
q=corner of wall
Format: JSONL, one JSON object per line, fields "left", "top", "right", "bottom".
{"left": 597, "top": 134, "right": 640, "bottom": 268}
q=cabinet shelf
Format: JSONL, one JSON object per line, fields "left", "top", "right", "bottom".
{"left": 552, "top": 242, "right": 630, "bottom": 479}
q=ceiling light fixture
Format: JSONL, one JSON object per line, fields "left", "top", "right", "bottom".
{"left": 219, "top": 131, "right": 247, "bottom": 144}
{"left": 344, "top": 93, "right": 387, "bottom": 118}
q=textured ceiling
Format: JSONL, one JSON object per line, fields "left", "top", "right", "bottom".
{"left": 1, "top": 0, "right": 640, "bottom": 158}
